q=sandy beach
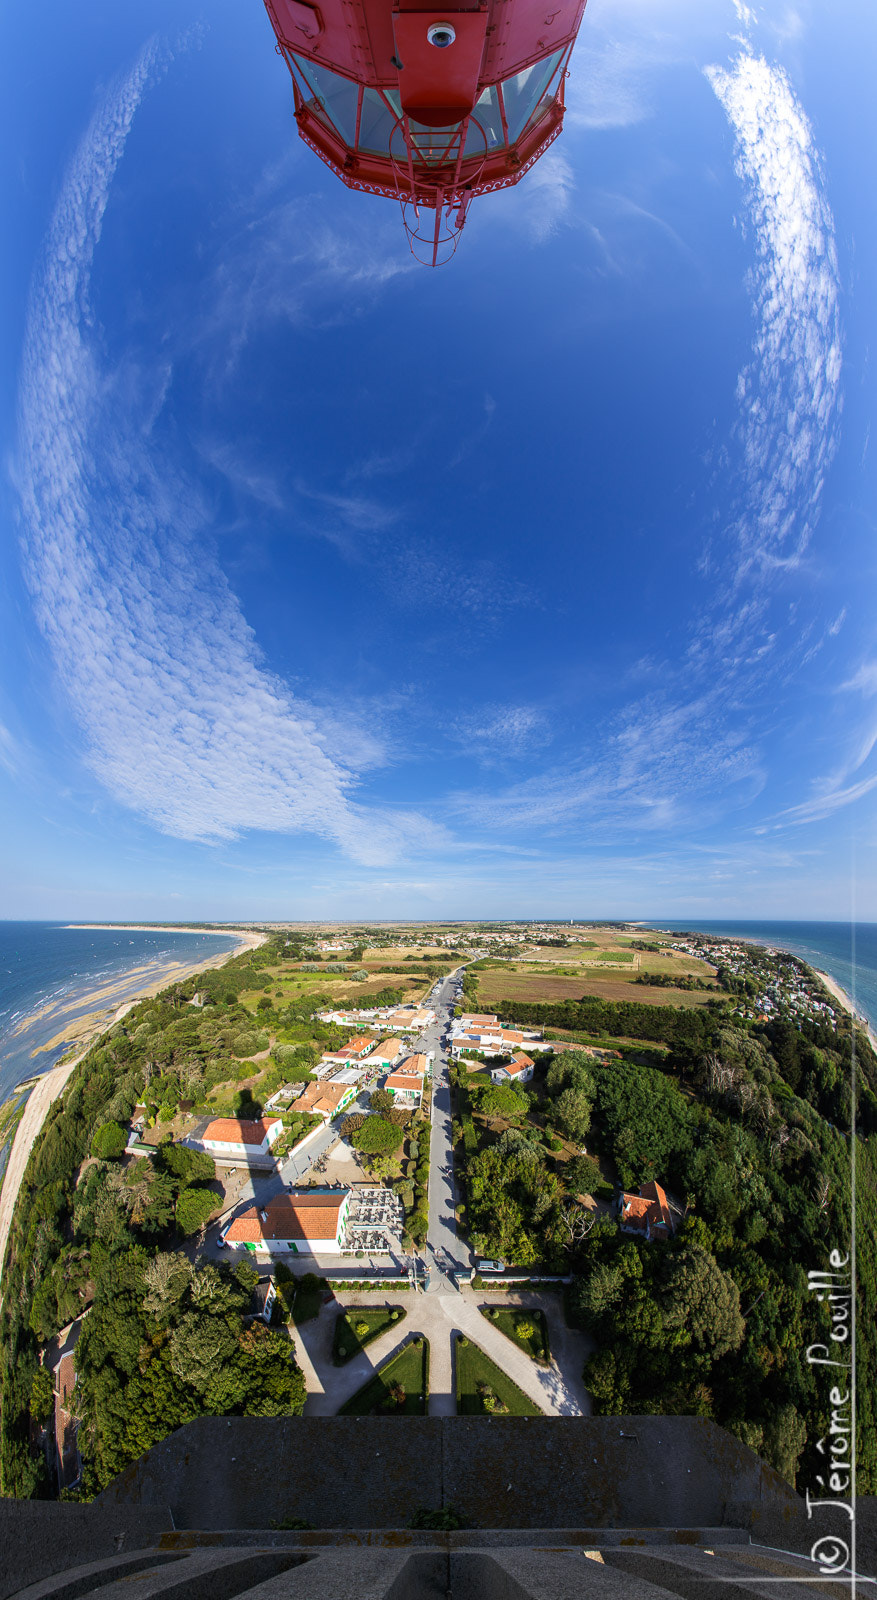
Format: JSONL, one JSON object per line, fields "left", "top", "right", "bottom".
{"left": 813, "top": 967, "right": 877, "bottom": 1049}
{"left": 0, "top": 927, "right": 266, "bottom": 1291}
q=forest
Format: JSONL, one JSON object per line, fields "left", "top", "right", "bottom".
{"left": 0, "top": 935, "right": 319, "bottom": 1498}
{"left": 453, "top": 1005, "right": 877, "bottom": 1493}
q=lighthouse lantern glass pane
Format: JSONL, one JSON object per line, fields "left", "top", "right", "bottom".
{"left": 358, "top": 88, "right": 400, "bottom": 154}
{"left": 293, "top": 56, "right": 359, "bottom": 145}
{"left": 501, "top": 50, "right": 563, "bottom": 142}
{"left": 470, "top": 86, "right": 505, "bottom": 150}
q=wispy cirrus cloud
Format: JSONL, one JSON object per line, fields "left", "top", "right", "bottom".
{"left": 14, "top": 43, "right": 439, "bottom": 865}
{"left": 705, "top": 49, "right": 842, "bottom": 577}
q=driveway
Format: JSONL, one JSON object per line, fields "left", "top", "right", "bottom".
{"left": 290, "top": 1285, "right": 590, "bottom": 1418}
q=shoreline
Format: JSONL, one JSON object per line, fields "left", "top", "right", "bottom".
{"left": 63, "top": 924, "right": 266, "bottom": 943}
{"left": 0, "top": 929, "right": 267, "bottom": 1289}
{"left": 812, "top": 966, "right": 877, "bottom": 1050}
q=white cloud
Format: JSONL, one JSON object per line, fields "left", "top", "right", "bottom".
{"left": 453, "top": 705, "right": 550, "bottom": 759}
{"left": 705, "top": 51, "right": 842, "bottom": 577}
{"left": 779, "top": 773, "right": 877, "bottom": 826}
{"left": 14, "top": 45, "right": 439, "bottom": 866}
{"left": 842, "top": 661, "right": 877, "bottom": 698}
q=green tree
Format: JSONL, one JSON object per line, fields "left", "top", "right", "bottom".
{"left": 159, "top": 1144, "right": 216, "bottom": 1184}
{"left": 479, "top": 1086, "right": 528, "bottom": 1119}
{"left": 169, "top": 1312, "right": 238, "bottom": 1394}
{"left": 369, "top": 1088, "right": 393, "bottom": 1116}
{"left": 30, "top": 1367, "right": 55, "bottom": 1425}
{"left": 142, "top": 1252, "right": 192, "bottom": 1320}
{"left": 570, "top": 1263, "right": 625, "bottom": 1324}
{"left": 660, "top": 1245, "right": 745, "bottom": 1357}
{"left": 553, "top": 1087, "right": 592, "bottom": 1143}
{"left": 175, "top": 1186, "right": 218, "bottom": 1237}
{"left": 91, "top": 1122, "right": 128, "bottom": 1160}
{"left": 352, "top": 1117, "right": 403, "bottom": 1156}
{"left": 565, "top": 1154, "right": 603, "bottom": 1195}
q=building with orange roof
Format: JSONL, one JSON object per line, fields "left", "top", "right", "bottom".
{"left": 383, "top": 1054, "right": 428, "bottom": 1105}
{"left": 490, "top": 1053, "right": 535, "bottom": 1086}
{"left": 619, "top": 1181, "right": 675, "bottom": 1242}
{"left": 221, "top": 1188, "right": 352, "bottom": 1255}
{"left": 360, "top": 1038, "right": 406, "bottom": 1071}
{"left": 296, "top": 1079, "right": 358, "bottom": 1120}
{"left": 320, "top": 1035, "right": 379, "bottom": 1065}
{"left": 187, "top": 1117, "right": 283, "bottom": 1165}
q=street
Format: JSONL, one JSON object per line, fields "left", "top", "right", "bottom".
{"left": 202, "top": 966, "right": 470, "bottom": 1279}
{"left": 421, "top": 968, "right": 472, "bottom": 1287}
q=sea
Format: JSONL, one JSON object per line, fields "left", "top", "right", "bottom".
{"left": 643, "top": 920, "right": 877, "bottom": 1034}
{"left": 0, "top": 921, "right": 241, "bottom": 1112}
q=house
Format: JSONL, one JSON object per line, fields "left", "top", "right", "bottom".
{"left": 187, "top": 1117, "right": 283, "bottom": 1164}
{"left": 460, "top": 1013, "right": 499, "bottom": 1028}
{"left": 490, "top": 1053, "right": 534, "bottom": 1086}
{"left": 359, "top": 1038, "right": 406, "bottom": 1072}
{"left": 223, "top": 1188, "right": 352, "bottom": 1255}
{"left": 248, "top": 1277, "right": 277, "bottom": 1322}
{"left": 385, "top": 1007, "right": 436, "bottom": 1030}
{"left": 320, "top": 1035, "right": 379, "bottom": 1065}
{"left": 618, "top": 1180, "right": 675, "bottom": 1242}
{"left": 266, "top": 1082, "right": 306, "bottom": 1110}
{"left": 295, "top": 1079, "right": 358, "bottom": 1120}
{"left": 383, "top": 1054, "right": 428, "bottom": 1105}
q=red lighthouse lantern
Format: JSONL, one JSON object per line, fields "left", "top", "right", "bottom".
{"left": 262, "top": 0, "right": 589, "bottom": 262}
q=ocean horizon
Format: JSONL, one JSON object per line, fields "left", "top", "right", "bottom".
{"left": 0, "top": 921, "right": 241, "bottom": 1112}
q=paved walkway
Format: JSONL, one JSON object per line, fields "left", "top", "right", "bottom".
{"left": 292, "top": 1286, "right": 591, "bottom": 1417}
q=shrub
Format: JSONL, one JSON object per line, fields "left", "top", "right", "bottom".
{"left": 472, "top": 1273, "right": 483, "bottom": 1289}
{"left": 516, "top": 1318, "right": 535, "bottom": 1340}
{"left": 233, "top": 1031, "right": 269, "bottom": 1058}
{"left": 355, "top": 1321, "right": 369, "bottom": 1337}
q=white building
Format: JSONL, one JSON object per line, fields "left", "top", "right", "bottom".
{"left": 223, "top": 1188, "right": 352, "bottom": 1255}
{"left": 186, "top": 1117, "right": 283, "bottom": 1165}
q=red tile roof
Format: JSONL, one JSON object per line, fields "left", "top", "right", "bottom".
{"left": 504, "top": 1054, "right": 534, "bottom": 1075}
{"left": 202, "top": 1117, "right": 281, "bottom": 1146}
{"left": 620, "top": 1181, "right": 673, "bottom": 1238}
{"left": 225, "top": 1190, "right": 349, "bottom": 1244}
{"left": 297, "top": 1081, "right": 351, "bottom": 1115}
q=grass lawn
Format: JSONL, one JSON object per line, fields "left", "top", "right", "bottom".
{"left": 478, "top": 1305, "right": 550, "bottom": 1364}
{"left": 291, "top": 1276, "right": 329, "bottom": 1326}
{"left": 455, "top": 1337, "right": 543, "bottom": 1416}
{"left": 332, "top": 1304, "right": 406, "bottom": 1364}
{"left": 338, "top": 1338, "right": 429, "bottom": 1415}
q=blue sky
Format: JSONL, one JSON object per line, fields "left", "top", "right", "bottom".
{"left": 1, "top": 0, "right": 875, "bottom": 920}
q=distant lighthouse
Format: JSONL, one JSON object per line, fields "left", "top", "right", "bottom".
{"left": 261, "top": 0, "right": 590, "bottom": 262}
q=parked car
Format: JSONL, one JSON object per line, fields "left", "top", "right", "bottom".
{"left": 477, "top": 1258, "right": 506, "bottom": 1273}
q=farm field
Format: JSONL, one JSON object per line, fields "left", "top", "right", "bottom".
{"left": 475, "top": 970, "right": 716, "bottom": 1009}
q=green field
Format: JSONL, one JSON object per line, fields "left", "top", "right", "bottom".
{"left": 338, "top": 1338, "right": 429, "bottom": 1415}
{"left": 332, "top": 1304, "right": 406, "bottom": 1364}
{"left": 455, "top": 1337, "right": 543, "bottom": 1416}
